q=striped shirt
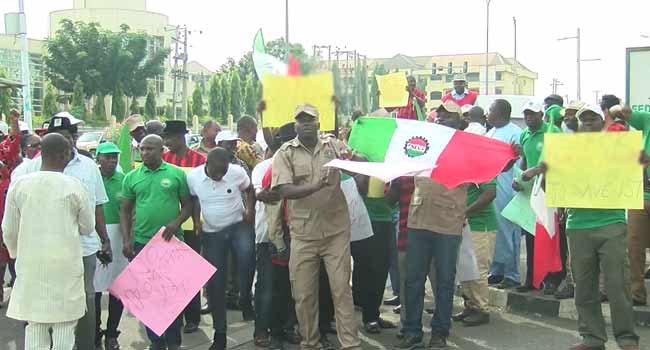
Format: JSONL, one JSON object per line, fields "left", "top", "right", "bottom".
{"left": 162, "top": 148, "right": 206, "bottom": 168}
{"left": 394, "top": 176, "right": 415, "bottom": 251}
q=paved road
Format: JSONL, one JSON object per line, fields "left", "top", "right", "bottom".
{"left": 2, "top": 287, "right": 649, "bottom": 350}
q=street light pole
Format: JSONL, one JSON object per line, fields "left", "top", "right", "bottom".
{"left": 485, "top": 0, "right": 491, "bottom": 95}
{"left": 558, "top": 28, "right": 600, "bottom": 101}
{"left": 18, "top": 0, "right": 32, "bottom": 127}
{"left": 513, "top": 16, "right": 517, "bottom": 95}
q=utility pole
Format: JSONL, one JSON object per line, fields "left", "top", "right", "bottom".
{"left": 180, "top": 26, "right": 189, "bottom": 122}
{"left": 593, "top": 90, "right": 601, "bottom": 103}
{"left": 285, "top": 0, "right": 289, "bottom": 61}
{"left": 513, "top": 16, "right": 518, "bottom": 95}
{"left": 171, "top": 25, "right": 180, "bottom": 120}
{"left": 485, "top": 0, "right": 492, "bottom": 95}
{"left": 18, "top": 0, "right": 32, "bottom": 127}
{"left": 550, "top": 78, "right": 564, "bottom": 94}
{"left": 558, "top": 28, "right": 601, "bottom": 101}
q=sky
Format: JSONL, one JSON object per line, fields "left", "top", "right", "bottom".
{"left": 2, "top": 0, "right": 649, "bottom": 103}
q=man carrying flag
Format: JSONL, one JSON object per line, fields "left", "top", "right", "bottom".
{"left": 396, "top": 76, "right": 427, "bottom": 120}
{"left": 521, "top": 104, "right": 640, "bottom": 350}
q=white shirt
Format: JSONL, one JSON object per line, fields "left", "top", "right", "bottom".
{"left": 2, "top": 172, "right": 95, "bottom": 323}
{"left": 12, "top": 151, "right": 108, "bottom": 257}
{"left": 252, "top": 159, "right": 272, "bottom": 244}
{"left": 187, "top": 164, "right": 250, "bottom": 233}
{"left": 464, "top": 122, "right": 487, "bottom": 136}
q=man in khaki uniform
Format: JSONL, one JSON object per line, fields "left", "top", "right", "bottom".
{"left": 272, "top": 104, "right": 361, "bottom": 350}
{"left": 394, "top": 102, "right": 468, "bottom": 350}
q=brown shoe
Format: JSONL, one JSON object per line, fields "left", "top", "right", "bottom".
{"left": 569, "top": 343, "right": 604, "bottom": 350}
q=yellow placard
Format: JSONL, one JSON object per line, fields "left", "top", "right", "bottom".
{"left": 376, "top": 72, "right": 409, "bottom": 108}
{"left": 544, "top": 131, "right": 644, "bottom": 209}
{"left": 262, "top": 72, "right": 335, "bottom": 131}
{"left": 367, "top": 177, "right": 386, "bottom": 198}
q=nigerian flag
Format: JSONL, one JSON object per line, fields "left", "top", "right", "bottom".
{"left": 252, "top": 29, "right": 287, "bottom": 82}
{"left": 327, "top": 117, "right": 516, "bottom": 188}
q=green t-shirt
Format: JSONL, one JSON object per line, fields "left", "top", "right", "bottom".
{"left": 628, "top": 111, "right": 650, "bottom": 199}
{"left": 122, "top": 161, "right": 190, "bottom": 244}
{"left": 363, "top": 197, "right": 394, "bottom": 222}
{"left": 520, "top": 122, "right": 561, "bottom": 169}
{"left": 466, "top": 180, "right": 498, "bottom": 232}
{"left": 566, "top": 208, "right": 627, "bottom": 230}
{"left": 102, "top": 170, "right": 125, "bottom": 225}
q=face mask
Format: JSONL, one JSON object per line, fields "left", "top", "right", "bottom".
{"left": 562, "top": 122, "right": 574, "bottom": 133}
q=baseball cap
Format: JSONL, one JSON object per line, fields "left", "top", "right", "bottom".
{"left": 576, "top": 104, "right": 604, "bottom": 120}
{"left": 53, "top": 111, "right": 84, "bottom": 126}
{"left": 565, "top": 100, "right": 586, "bottom": 111}
{"left": 437, "top": 101, "right": 462, "bottom": 115}
{"left": 452, "top": 74, "right": 467, "bottom": 82}
{"left": 124, "top": 114, "right": 145, "bottom": 132}
{"left": 47, "top": 115, "right": 75, "bottom": 133}
{"left": 294, "top": 104, "right": 319, "bottom": 119}
{"left": 215, "top": 130, "right": 239, "bottom": 143}
{"left": 522, "top": 100, "right": 544, "bottom": 113}
{"left": 96, "top": 142, "right": 121, "bottom": 155}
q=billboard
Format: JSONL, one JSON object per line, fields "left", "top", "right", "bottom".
{"left": 627, "top": 47, "right": 650, "bottom": 113}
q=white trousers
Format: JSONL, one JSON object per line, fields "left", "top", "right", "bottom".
{"left": 25, "top": 321, "right": 77, "bottom": 350}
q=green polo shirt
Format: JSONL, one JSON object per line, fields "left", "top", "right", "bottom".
{"left": 628, "top": 111, "right": 650, "bottom": 200}
{"left": 122, "top": 161, "right": 190, "bottom": 244}
{"left": 466, "top": 180, "right": 498, "bottom": 232}
{"left": 102, "top": 170, "right": 125, "bottom": 225}
{"left": 520, "top": 122, "right": 561, "bottom": 169}
{"left": 566, "top": 208, "right": 627, "bottom": 230}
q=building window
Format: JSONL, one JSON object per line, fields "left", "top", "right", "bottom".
{"left": 430, "top": 74, "right": 441, "bottom": 81}
{"left": 495, "top": 88, "right": 503, "bottom": 95}
{"left": 430, "top": 91, "right": 442, "bottom": 100}
{"left": 466, "top": 72, "right": 479, "bottom": 82}
{"left": 496, "top": 71, "right": 503, "bottom": 81}
{"left": 445, "top": 74, "right": 454, "bottom": 82}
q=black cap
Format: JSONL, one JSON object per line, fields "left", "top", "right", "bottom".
{"left": 163, "top": 120, "right": 188, "bottom": 135}
{"left": 46, "top": 116, "right": 75, "bottom": 133}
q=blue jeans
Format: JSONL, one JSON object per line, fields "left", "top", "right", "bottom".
{"left": 133, "top": 244, "right": 182, "bottom": 347}
{"left": 254, "top": 243, "right": 273, "bottom": 335}
{"left": 388, "top": 212, "right": 400, "bottom": 297}
{"left": 202, "top": 222, "right": 255, "bottom": 338}
{"left": 403, "top": 229, "right": 461, "bottom": 338}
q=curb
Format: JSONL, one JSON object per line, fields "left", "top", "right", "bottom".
{"left": 487, "top": 287, "right": 650, "bottom": 327}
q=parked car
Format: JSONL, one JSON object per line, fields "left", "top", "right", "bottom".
{"left": 185, "top": 133, "right": 201, "bottom": 148}
{"left": 76, "top": 131, "right": 105, "bottom": 155}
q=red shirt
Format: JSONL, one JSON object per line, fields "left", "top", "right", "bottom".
{"left": 394, "top": 176, "right": 415, "bottom": 251}
{"left": 162, "top": 147, "right": 206, "bottom": 168}
{"left": 397, "top": 88, "right": 426, "bottom": 120}
{"left": 0, "top": 133, "right": 22, "bottom": 261}
{"left": 441, "top": 90, "right": 479, "bottom": 107}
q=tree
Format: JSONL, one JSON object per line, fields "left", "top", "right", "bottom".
{"left": 129, "top": 97, "right": 139, "bottom": 115}
{"left": 0, "top": 68, "right": 13, "bottom": 117}
{"left": 208, "top": 75, "right": 221, "bottom": 119}
{"left": 265, "top": 38, "right": 315, "bottom": 75}
{"left": 229, "top": 71, "right": 242, "bottom": 121}
{"left": 42, "top": 83, "right": 59, "bottom": 117}
{"left": 144, "top": 88, "right": 156, "bottom": 118}
{"left": 220, "top": 74, "right": 230, "bottom": 123}
{"left": 71, "top": 78, "right": 86, "bottom": 118}
{"left": 93, "top": 94, "right": 105, "bottom": 119}
{"left": 111, "top": 84, "right": 125, "bottom": 120}
{"left": 192, "top": 85, "right": 204, "bottom": 117}
{"left": 243, "top": 73, "right": 257, "bottom": 116}
{"left": 359, "top": 64, "right": 369, "bottom": 114}
{"left": 164, "top": 103, "right": 173, "bottom": 119}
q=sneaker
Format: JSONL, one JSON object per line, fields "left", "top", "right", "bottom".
{"left": 496, "top": 278, "right": 519, "bottom": 290}
{"left": 319, "top": 335, "right": 335, "bottom": 350}
{"left": 392, "top": 335, "right": 424, "bottom": 350}
{"left": 269, "top": 337, "right": 284, "bottom": 350}
{"left": 452, "top": 309, "right": 474, "bottom": 322}
{"left": 364, "top": 321, "right": 381, "bottom": 334}
{"left": 428, "top": 333, "right": 447, "bottom": 350}
{"left": 377, "top": 317, "right": 397, "bottom": 329}
{"left": 488, "top": 275, "right": 504, "bottom": 285}
{"left": 104, "top": 337, "right": 120, "bottom": 350}
{"left": 554, "top": 284, "right": 575, "bottom": 300}
{"left": 384, "top": 296, "right": 401, "bottom": 306}
{"left": 183, "top": 322, "right": 199, "bottom": 334}
{"left": 462, "top": 311, "right": 490, "bottom": 327}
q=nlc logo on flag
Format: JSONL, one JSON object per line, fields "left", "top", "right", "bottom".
{"left": 404, "top": 136, "right": 430, "bottom": 158}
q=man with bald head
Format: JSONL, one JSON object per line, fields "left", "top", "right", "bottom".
{"left": 120, "top": 134, "right": 193, "bottom": 350}
{"left": 3, "top": 133, "right": 95, "bottom": 350}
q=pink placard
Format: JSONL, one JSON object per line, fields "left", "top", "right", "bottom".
{"left": 109, "top": 228, "right": 216, "bottom": 336}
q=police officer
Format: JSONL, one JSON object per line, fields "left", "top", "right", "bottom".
{"left": 271, "top": 104, "right": 361, "bottom": 350}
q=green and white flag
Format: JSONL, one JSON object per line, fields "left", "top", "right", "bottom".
{"left": 252, "top": 29, "right": 287, "bottom": 82}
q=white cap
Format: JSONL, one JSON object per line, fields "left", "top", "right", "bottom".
{"left": 0, "top": 121, "right": 8, "bottom": 135}
{"left": 522, "top": 100, "right": 544, "bottom": 113}
{"left": 18, "top": 121, "right": 29, "bottom": 132}
{"left": 54, "top": 111, "right": 84, "bottom": 125}
{"left": 576, "top": 104, "right": 604, "bottom": 120}
{"left": 215, "top": 130, "right": 239, "bottom": 143}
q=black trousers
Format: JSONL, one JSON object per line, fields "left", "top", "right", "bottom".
{"left": 95, "top": 292, "right": 124, "bottom": 341}
{"left": 183, "top": 230, "right": 202, "bottom": 325}
{"left": 524, "top": 228, "right": 566, "bottom": 288}
{"left": 270, "top": 262, "right": 296, "bottom": 338}
{"left": 351, "top": 221, "right": 392, "bottom": 323}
